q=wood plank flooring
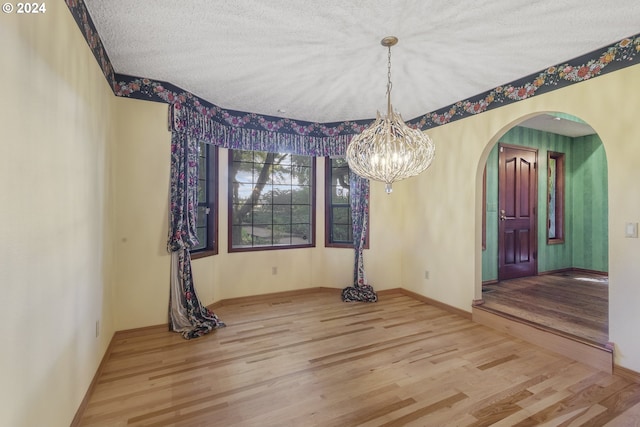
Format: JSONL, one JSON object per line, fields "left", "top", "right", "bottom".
{"left": 77, "top": 289, "right": 640, "bottom": 426}
{"left": 480, "top": 272, "right": 608, "bottom": 345}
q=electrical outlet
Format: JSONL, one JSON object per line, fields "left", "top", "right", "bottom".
{"left": 272, "top": 266, "right": 278, "bottom": 275}
{"left": 425, "top": 270, "right": 429, "bottom": 279}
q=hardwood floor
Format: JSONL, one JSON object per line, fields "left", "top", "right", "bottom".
{"left": 480, "top": 271, "right": 608, "bottom": 346}
{"left": 77, "top": 289, "right": 640, "bottom": 426}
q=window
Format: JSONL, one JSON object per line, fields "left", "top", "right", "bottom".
{"left": 325, "top": 157, "right": 369, "bottom": 248}
{"left": 192, "top": 142, "right": 218, "bottom": 257}
{"left": 547, "top": 151, "right": 565, "bottom": 244}
{"left": 229, "top": 150, "right": 315, "bottom": 251}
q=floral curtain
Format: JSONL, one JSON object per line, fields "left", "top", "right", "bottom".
{"left": 168, "top": 131, "right": 225, "bottom": 339}
{"left": 341, "top": 172, "right": 377, "bottom": 302}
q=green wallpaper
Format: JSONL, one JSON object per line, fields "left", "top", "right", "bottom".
{"left": 482, "top": 126, "right": 608, "bottom": 282}
{"left": 482, "top": 146, "right": 500, "bottom": 281}
{"left": 571, "top": 135, "right": 609, "bottom": 272}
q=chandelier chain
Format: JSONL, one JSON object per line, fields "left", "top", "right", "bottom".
{"left": 386, "top": 45, "right": 392, "bottom": 115}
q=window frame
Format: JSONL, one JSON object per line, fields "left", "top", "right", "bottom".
{"left": 547, "top": 151, "right": 565, "bottom": 245}
{"left": 324, "top": 157, "right": 369, "bottom": 249}
{"left": 227, "top": 149, "right": 316, "bottom": 253}
{"left": 191, "top": 142, "right": 218, "bottom": 259}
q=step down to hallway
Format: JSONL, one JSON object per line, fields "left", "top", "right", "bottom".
{"left": 472, "top": 305, "right": 613, "bottom": 374}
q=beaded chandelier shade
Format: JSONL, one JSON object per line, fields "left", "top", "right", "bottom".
{"left": 346, "top": 36, "right": 435, "bottom": 194}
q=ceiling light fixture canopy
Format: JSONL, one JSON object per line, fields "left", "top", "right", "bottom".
{"left": 346, "top": 36, "right": 435, "bottom": 194}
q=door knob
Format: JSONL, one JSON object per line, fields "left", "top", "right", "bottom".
{"left": 500, "top": 209, "right": 507, "bottom": 221}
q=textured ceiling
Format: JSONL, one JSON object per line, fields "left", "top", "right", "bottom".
{"left": 84, "top": 1, "right": 640, "bottom": 126}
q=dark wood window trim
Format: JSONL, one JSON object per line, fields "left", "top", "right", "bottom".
{"left": 324, "top": 157, "right": 370, "bottom": 249}
{"left": 192, "top": 143, "right": 218, "bottom": 259}
{"left": 547, "top": 151, "right": 565, "bottom": 245}
{"left": 228, "top": 150, "right": 316, "bottom": 252}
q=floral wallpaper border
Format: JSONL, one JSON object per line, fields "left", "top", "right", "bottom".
{"left": 65, "top": 0, "right": 115, "bottom": 91}
{"left": 66, "top": 0, "right": 640, "bottom": 138}
{"left": 411, "top": 36, "right": 640, "bottom": 129}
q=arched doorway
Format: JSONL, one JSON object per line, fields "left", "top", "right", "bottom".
{"left": 477, "top": 112, "right": 609, "bottom": 346}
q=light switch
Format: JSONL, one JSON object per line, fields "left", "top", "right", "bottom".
{"left": 625, "top": 222, "right": 638, "bottom": 238}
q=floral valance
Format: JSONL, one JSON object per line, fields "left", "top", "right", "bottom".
{"left": 170, "top": 103, "right": 353, "bottom": 157}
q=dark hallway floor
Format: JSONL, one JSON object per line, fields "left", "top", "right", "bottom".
{"left": 481, "top": 271, "right": 608, "bottom": 346}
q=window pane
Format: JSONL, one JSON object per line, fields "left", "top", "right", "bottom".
{"left": 232, "top": 150, "right": 251, "bottom": 162}
{"left": 229, "top": 149, "right": 314, "bottom": 251}
{"left": 547, "top": 152, "right": 565, "bottom": 244}
{"left": 231, "top": 225, "right": 251, "bottom": 247}
{"left": 251, "top": 224, "right": 273, "bottom": 246}
{"left": 332, "top": 206, "right": 352, "bottom": 243}
{"left": 272, "top": 224, "right": 290, "bottom": 245}
{"left": 291, "top": 223, "right": 311, "bottom": 244}
{"left": 292, "top": 185, "right": 311, "bottom": 204}
{"left": 292, "top": 205, "right": 310, "bottom": 223}
{"left": 331, "top": 159, "right": 350, "bottom": 204}
{"left": 231, "top": 204, "right": 252, "bottom": 226}
{"left": 233, "top": 163, "right": 254, "bottom": 183}
{"left": 197, "top": 178, "right": 206, "bottom": 202}
{"left": 233, "top": 183, "right": 254, "bottom": 204}
{"left": 292, "top": 155, "right": 311, "bottom": 167}
{"left": 332, "top": 186, "right": 349, "bottom": 204}
{"left": 332, "top": 224, "right": 352, "bottom": 243}
{"left": 192, "top": 143, "right": 217, "bottom": 256}
{"left": 272, "top": 185, "right": 292, "bottom": 204}
{"left": 548, "top": 157, "right": 557, "bottom": 238}
{"left": 333, "top": 206, "right": 351, "bottom": 225}
{"left": 193, "top": 227, "right": 206, "bottom": 251}
{"left": 277, "top": 154, "right": 292, "bottom": 166}
{"left": 258, "top": 185, "right": 274, "bottom": 204}
{"left": 325, "top": 157, "right": 368, "bottom": 248}
{"left": 273, "top": 205, "right": 291, "bottom": 224}
{"left": 198, "top": 154, "right": 206, "bottom": 173}
{"left": 292, "top": 165, "right": 311, "bottom": 184}
{"left": 271, "top": 163, "right": 291, "bottom": 184}
{"left": 252, "top": 163, "right": 265, "bottom": 183}
{"left": 253, "top": 206, "right": 272, "bottom": 224}
{"left": 196, "top": 206, "right": 207, "bottom": 227}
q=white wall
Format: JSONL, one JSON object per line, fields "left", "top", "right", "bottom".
{"left": 0, "top": 4, "right": 117, "bottom": 426}
{"left": 402, "top": 64, "right": 640, "bottom": 372}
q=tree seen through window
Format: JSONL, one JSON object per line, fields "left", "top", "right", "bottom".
{"left": 229, "top": 150, "right": 315, "bottom": 250}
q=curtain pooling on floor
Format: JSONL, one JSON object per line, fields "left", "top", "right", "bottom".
{"left": 167, "top": 131, "right": 225, "bottom": 339}
{"left": 342, "top": 172, "right": 377, "bottom": 303}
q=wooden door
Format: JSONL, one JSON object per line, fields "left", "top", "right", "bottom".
{"left": 498, "top": 144, "right": 537, "bottom": 280}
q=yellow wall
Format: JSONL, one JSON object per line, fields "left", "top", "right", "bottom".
{"left": 0, "top": 4, "right": 117, "bottom": 426}
{"left": 112, "top": 97, "right": 171, "bottom": 330}
{"left": 402, "top": 63, "right": 640, "bottom": 372}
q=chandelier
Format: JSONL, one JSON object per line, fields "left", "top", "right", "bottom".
{"left": 346, "top": 36, "right": 435, "bottom": 194}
